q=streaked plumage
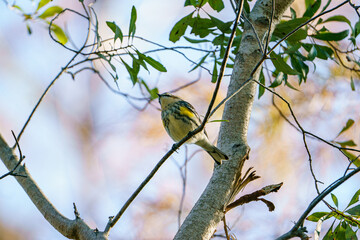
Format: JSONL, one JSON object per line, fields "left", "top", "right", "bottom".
{"left": 158, "top": 93, "right": 228, "bottom": 165}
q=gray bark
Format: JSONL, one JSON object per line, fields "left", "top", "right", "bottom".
{"left": 174, "top": 0, "right": 295, "bottom": 239}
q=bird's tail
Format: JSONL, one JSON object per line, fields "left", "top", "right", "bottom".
{"left": 196, "top": 139, "right": 229, "bottom": 165}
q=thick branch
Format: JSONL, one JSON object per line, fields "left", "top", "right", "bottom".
{"left": 174, "top": 0, "right": 294, "bottom": 239}
{"left": 0, "top": 133, "right": 107, "bottom": 240}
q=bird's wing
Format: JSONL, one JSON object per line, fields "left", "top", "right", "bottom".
{"left": 180, "top": 101, "right": 209, "bottom": 138}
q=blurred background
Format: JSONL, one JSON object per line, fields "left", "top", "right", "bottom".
{"left": 0, "top": 0, "right": 359, "bottom": 239}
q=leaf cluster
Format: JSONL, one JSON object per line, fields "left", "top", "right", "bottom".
{"left": 168, "top": 0, "right": 360, "bottom": 98}
{"left": 307, "top": 189, "right": 360, "bottom": 239}
{"left": 12, "top": 0, "right": 67, "bottom": 44}
{"left": 104, "top": 6, "right": 165, "bottom": 99}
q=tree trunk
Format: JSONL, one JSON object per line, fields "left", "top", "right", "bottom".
{"left": 174, "top": 0, "right": 295, "bottom": 239}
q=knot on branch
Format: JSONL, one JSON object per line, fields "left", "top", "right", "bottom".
{"left": 230, "top": 143, "right": 250, "bottom": 162}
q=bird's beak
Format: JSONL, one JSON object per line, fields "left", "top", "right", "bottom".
{"left": 157, "top": 93, "right": 162, "bottom": 98}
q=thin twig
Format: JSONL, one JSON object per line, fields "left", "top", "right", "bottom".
{"left": 263, "top": 0, "right": 275, "bottom": 53}
{"left": 223, "top": 215, "right": 231, "bottom": 240}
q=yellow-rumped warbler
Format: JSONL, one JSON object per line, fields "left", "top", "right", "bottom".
{"left": 157, "top": 93, "right": 228, "bottom": 165}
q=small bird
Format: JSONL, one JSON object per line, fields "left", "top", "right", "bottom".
{"left": 157, "top": 93, "right": 228, "bottom": 165}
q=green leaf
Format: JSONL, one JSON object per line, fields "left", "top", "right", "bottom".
{"left": 209, "top": 119, "right": 229, "bottom": 123}
{"left": 39, "top": 6, "right": 63, "bottom": 19}
{"left": 323, "top": 223, "right": 334, "bottom": 240}
{"left": 149, "top": 88, "right": 159, "bottom": 100}
{"left": 91, "top": 6, "right": 101, "bottom": 48}
{"left": 121, "top": 58, "right": 137, "bottom": 85}
{"left": 36, "top": 0, "right": 51, "bottom": 11}
{"left": 191, "top": 16, "right": 215, "bottom": 38}
{"left": 184, "top": 0, "right": 196, "bottom": 6}
{"left": 323, "top": 15, "right": 352, "bottom": 28}
{"left": 169, "top": 12, "right": 194, "bottom": 43}
{"left": 350, "top": 77, "right": 356, "bottom": 91}
{"left": 336, "top": 140, "right": 357, "bottom": 147}
{"left": 12, "top": 4, "right": 23, "bottom": 12}
{"left": 341, "top": 150, "right": 360, "bottom": 167}
{"left": 108, "top": 60, "right": 116, "bottom": 72}
{"left": 189, "top": 52, "right": 210, "bottom": 72}
{"left": 303, "top": 43, "right": 334, "bottom": 60}
{"left": 273, "top": 17, "right": 309, "bottom": 43}
{"left": 315, "top": 44, "right": 334, "bottom": 60}
{"left": 141, "top": 79, "right": 158, "bottom": 99}
{"left": 346, "top": 204, "right": 360, "bottom": 217}
{"left": 129, "top": 6, "right": 137, "bottom": 38}
{"left": 305, "top": 0, "right": 314, "bottom": 9}
{"left": 209, "top": 15, "right": 232, "bottom": 33}
{"left": 345, "top": 225, "right": 357, "bottom": 239}
{"left": 347, "top": 189, "right": 360, "bottom": 208}
{"left": 212, "top": 34, "right": 225, "bottom": 45}
{"left": 307, "top": 45, "right": 317, "bottom": 61}
{"left": 334, "top": 223, "right": 346, "bottom": 240}
{"left": 270, "top": 52, "right": 299, "bottom": 75}
{"left": 50, "top": 23, "right": 68, "bottom": 44}
{"left": 269, "top": 73, "right": 283, "bottom": 88}
{"left": 290, "top": 54, "right": 308, "bottom": 83}
{"left": 212, "top": 58, "right": 218, "bottom": 83}
{"left": 258, "top": 69, "right": 265, "bottom": 99}
{"left": 143, "top": 56, "right": 167, "bottom": 72}
{"left": 208, "top": 0, "right": 224, "bottom": 12}
{"left": 290, "top": 7, "right": 297, "bottom": 19}
{"left": 337, "top": 119, "right": 355, "bottom": 137}
{"left": 132, "top": 58, "right": 140, "bottom": 76}
{"left": 320, "top": 0, "right": 331, "bottom": 13}
{"left": 331, "top": 193, "right": 339, "bottom": 208}
{"left": 97, "top": 55, "right": 117, "bottom": 81}
{"left": 241, "top": 0, "right": 249, "bottom": 13}
{"left": 303, "top": 0, "right": 321, "bottom": 18}
{"left": 285, "top": 79, "right": 299, "bottom": 91}
{"left": 97, "top": 53, "right": 108, "bottom": 61}
{"left": 106, "top": 21, "right": 123, "bottom": 43}
{"left": 307, "top": 212, "right": 329, "bottom": 222}
{"left": 183, "top": 36, "right": 210, "bottom": 43}
{"left": 26, "top": 24, "right": 32, "bottom": 35}
{"left": 312, "top": 30, "right": 349, "bottom": 41}
{"left": 185, "top": 0, "right": 207, "bottom": 7}
{"left": 133, "top": 50, "right": 149, "bottom": 71}
{"left": 354, "top": 20, "right": 360, "bottom": 37}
